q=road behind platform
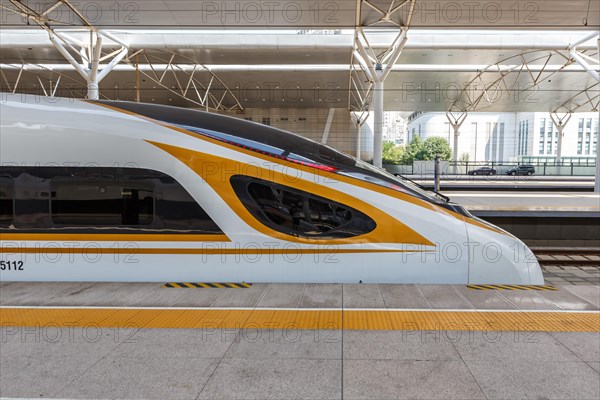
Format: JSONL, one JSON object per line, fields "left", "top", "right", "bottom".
{"left": 1, "top": 281, "right": 599, "bottom": 399}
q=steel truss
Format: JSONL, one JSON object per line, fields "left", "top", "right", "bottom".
{"left": 448, "top": 50, "right": 579, "bottom": 114}
{"left": 2, "top": 0, "right": 128, "bottom": 100}
{"left": 446, "top": 40, "right": 599, "bottom": 163}
{"left": 127, "top": 50, "right": 244, "bottom": 112}
{"left": 0, "top": 63, "right": 92, "bottom": 100}
{"left": 1, "top": 0, "right": 243, "bottom": 110}
{"left": 449, "top": 34, "right": 599, "bottom": 115}
{"left": 553, "top": 34, "right": 600, "bottom": 115}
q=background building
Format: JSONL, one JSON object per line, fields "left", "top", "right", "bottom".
{"left": 406, "top": 112, "right": 599, "bottom": 162}
{"left": 383, "top": 112, "right": 407, "bottom": 146}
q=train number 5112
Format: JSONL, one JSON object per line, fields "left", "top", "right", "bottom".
{"left": 0, "top": 260, "right": 24, "bottom": 271}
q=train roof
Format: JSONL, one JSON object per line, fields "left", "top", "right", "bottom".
{"left": 95, "top": 100, "right": 358, "bottom": 169}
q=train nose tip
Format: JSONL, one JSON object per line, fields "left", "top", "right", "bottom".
{"left": 524, "top": 246, "right": 545, "bottom": 285}
{"left": 466, "top": 221, "right": 544, "bottom": 285}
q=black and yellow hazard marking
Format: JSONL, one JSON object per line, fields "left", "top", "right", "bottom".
{"left": 467, "top": 284, "right": 558, "bottom": 291}
{"left": 163, "top": 282, "right": 252, "bottom": 289}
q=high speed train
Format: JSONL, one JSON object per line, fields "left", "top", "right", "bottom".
{"left": 0, "top": 94, "right": 544, "bottom": 284}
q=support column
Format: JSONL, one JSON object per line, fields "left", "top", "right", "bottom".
{"left": 596, "top": 37, "right": 600, "bottom": 193}
{"left": 351, "top": 25, "right": 408, "bottom": 168}
{"left": 373, "top": 79, "right": 384, "bottom": 167}
{"left": 47, "top": 30, "right": 128, "bottom": 100}
{"left": 87, "top": 81, "right": 99, "bottom": 101}
{"left": 550, "top": 113, "right": 572, "bottom": 164}
{"left": 595, "top": 139, "right": 600, "bottom": 192}
{"left": 555, "top": 124, "right": 565, "bottom": 163}
{"left": 446, "top": 112, "right": 468, "bottom": 173}
{"left": 452, "top": 124, "right": 460, "bottom": 162}
{"left": 356, "top": 125, "right": 362, "bottom": 159}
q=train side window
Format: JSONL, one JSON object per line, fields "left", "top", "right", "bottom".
{"left": 0, "top": 177, "right": 14, "bottom": 227}
{"left": 13, "top": 172, "right": 52, "bottom": 228}
{"left": 151, "top": 175, "right": 221, "bottom": 233}
{"left": 51, "top": 181, "right": 154, "bottom": 226}
{"left": 230, "top": 175, "right": 376, "bottom": 239}
{"left": 0, "top": 166, "right": 222, "bottom": 234}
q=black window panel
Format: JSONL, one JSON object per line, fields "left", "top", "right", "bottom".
{"left": 231, "top": 175, "right": 376, "bottom": 239}
{"left": 51, "top": 182, "right": 154, "bottom": 226}
{"left": 0, "top": 166, "right": 222, "bottom": 234}
{"left": 152, "top": 175, "right": 220, "bottom": 233}
{"left": 0, "top": 176, "right": 14, "bottom": 226}
{"left": 13, "top": 172, "right": 52, "bottom": 228}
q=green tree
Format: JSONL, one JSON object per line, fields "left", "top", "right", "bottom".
{"left": 420, "top": 137, "right": 452, "bottom": 161}
{"left": 382, "top": 141, "right": 404, "bottom": 164}
{"left": 400, "top": 136, "right": 453, "bottom": 163}
{"left": 400, "top": 135, "right": 423, "bottom": 164}
{"left": 459, "top": 152, "right": 470, "bottom": 162}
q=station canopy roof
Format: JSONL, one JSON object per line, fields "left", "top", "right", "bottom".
{"left": 0, "top": 0, "right": 598, "bottom": 113}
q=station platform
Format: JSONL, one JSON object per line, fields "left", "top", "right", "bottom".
{"left": 450, "top": 191, "right": 600, "bottom": 217}
{"left": 1, "top": 281, "right": 599, "bottom": 399}
{"left": 451, "top": 191, "right": 600, "bottom": 246}
{"left": 409, "top": 176, "right": 595, "bottom": 191}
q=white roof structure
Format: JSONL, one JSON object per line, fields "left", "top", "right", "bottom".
{"left": 1, "top": 0, "right": 598, "bottom": 29}
{"left": 0, "top": 0, "right": 597, "bottom": 113}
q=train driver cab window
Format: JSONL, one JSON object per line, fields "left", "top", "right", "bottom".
{"left": 0, "top": 177, "right": 14, "bottom": 227}
{"left": 230, "top": 175, "right": 376, "bottom": 239}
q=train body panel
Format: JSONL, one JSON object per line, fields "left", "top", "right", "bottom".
{"left": 0, "top": 94, "right": 544, "bottom": 284}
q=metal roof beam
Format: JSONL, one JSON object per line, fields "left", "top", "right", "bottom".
{"left": 568, "top": 32, "right": 600, "bottom": 82}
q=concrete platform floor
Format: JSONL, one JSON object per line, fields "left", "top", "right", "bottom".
{"left": 1, "top": 281, "right": 598, "bottom": 310}
{"left": 1, "top": 282, "right": 599, "bottom": 399}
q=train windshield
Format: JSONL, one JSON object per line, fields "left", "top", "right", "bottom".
{"left": 341, "top": 158, "right": 449, "bottom": 203}
{"left": 181, "top": 124, "right": 448, "bottom": 205}
{"left": 97, "top": 101, "right": 449, "bottom": 206}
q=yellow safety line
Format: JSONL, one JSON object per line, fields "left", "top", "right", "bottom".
{"left": 1, "top": 308, "right": 598, "bottom": 332}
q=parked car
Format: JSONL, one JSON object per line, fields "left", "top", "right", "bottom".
{"left": 506, "top": 165, "right": 535, "bottom": 176}
{"left": 467, "top": 167, "right": 497, "bottom": 176}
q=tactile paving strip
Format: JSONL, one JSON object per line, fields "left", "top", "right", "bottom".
{"left": 1, "top": 307, "right": 598, "bottom": 332}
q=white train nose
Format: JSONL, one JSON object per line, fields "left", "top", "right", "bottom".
{"left": 523, "top": 244, "right": 545, "bottom": 285}
{"left": 465, "top": 219, "right": 545, "bottom": 285}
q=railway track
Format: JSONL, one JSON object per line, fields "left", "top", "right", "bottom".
{"left": 532, "top": 247, "right": 600, "bottom": 267}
